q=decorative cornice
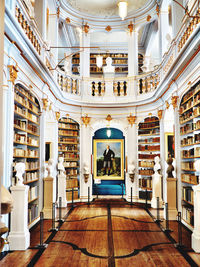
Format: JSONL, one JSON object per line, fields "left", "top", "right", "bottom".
{"left": 81, "top": 114, "right": 91, "bottom": 127}
{"left": 127, "top": 114, "right": 136, "bottom": 126}
{"left": 8, "top": 65, "right": 18, "bottom": 84}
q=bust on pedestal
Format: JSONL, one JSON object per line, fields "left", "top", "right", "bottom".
{"left": 43, "top": 159, "right": 55, "bottom": 219}
{"left": 57, "top": 157, "right": 67, "bottom": 207}
{"left": 103, "top": 57, "right": 115, "bottom": 98}
{"left": 8, "top": 162, "right": 30, "bottom": 250}
{"left": 151, "top": 156, "right": 163, "bottom": 208}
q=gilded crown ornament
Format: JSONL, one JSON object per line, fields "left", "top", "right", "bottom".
{"left": 127, "top": 114, "right": 136, "bottom": 127}
{"left": 171, "top": 96, "right": 179, "bottom": 109}
{"left": 81, "top": 114, "right": 91, "bottom": 127}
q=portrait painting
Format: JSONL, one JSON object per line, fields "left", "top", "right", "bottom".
{"left": 165, "top": 132, "right": 175, "bottom": 159}
{"left": 93, "top": 139, "right": 124, "bottom": 180}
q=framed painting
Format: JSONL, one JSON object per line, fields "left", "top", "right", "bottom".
{"left": 165, "top": 132, "right": 175, "bottom": 159}
{"left": 93, "top": 139, "right": 124, "bottom": 180}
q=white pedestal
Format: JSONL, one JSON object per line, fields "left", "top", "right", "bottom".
{"left": 126, "top": 174, "right": 138, "bottom": 202}
{"left": 43, "top": 177, "right": 55, "bottom": 219}
{"left": 151, "top": 173, "right": 163, "bottom": 208}
{"left": 192, "top": 184, "right": 200, "bottom": 253}
{"left": 57, "top": 174, "right": 67, "bottom": 207}
{"left": 165, "top": 178, "right": 177, "bottom": 220}
{"left": 8, "top": 185, "right": 30, "bottom": 250}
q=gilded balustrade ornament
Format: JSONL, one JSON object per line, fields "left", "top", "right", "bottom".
{"left": 81, "top": 115, "right": 91, "bottom": 127}
{"left": 157, "top": 110, "right": 163, "bottom": 120}
{"left": 8, "top": 65, "right": 18, "bottom": 84}
{"left": 171, "top": 96, "right": 179, "bottom": 109}
{"left": 42, "top": 98, "right": 48, "bottom": 111}
{"left": 55, "top": 111, "right": 60, "bottom": 121}
{"left": 127, "top": 114, "right": 136, "bottom": 127}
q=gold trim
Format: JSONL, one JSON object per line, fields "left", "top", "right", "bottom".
{"left": 93, "top": 139, "right": 124, "bottom": 180}
{"left": 127, "top": 114, "right": 136, "bottom": 126}
{"left": 55, "top": 111, "right": 60, "bottom": 121}
{"left": 8, "top": 64, "right": 18, "bottom": 84}
{"left": 81, "top": 114, "right": 91, "bottom": 127}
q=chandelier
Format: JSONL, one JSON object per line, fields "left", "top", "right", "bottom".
{"left": 118, "top": 0, "right": 128, "bottom": 20}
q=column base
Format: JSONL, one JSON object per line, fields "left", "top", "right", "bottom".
{"left": 43, "top": 207, "right": 56, "bottom": 219}
{"left": 167, "top": 209, "right": 177, "bottom": 220}
{"left": 8, "top": 230, "right": 30, "bottom": 250}
{"left": 80, "top": 196, "right": 93, "bottom": 202}
{"left": 192, "top": 231, "right": 200, "bottom": 253}
{"left": 56, "top": 200, "right": 67, "bottom": 208}
{"left": 151, "top": 197, "right": 163, "bottom": 209}
{"left": 126, "top": 195, "right": 138, "bottom": 202}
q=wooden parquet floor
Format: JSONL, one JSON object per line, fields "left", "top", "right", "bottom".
{"left": 1, "top": 199, "right": 200, "bottom": 267}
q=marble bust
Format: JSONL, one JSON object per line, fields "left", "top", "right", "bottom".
{"left": 103, "top": 57, "right": 115, "bottom": 73}
{"left": 46, "top": 159, "right": 54, "bottom": 177}
{"left": 128, "top": 161, "right": 135, "bottom": 174}
{"left": 154, "top": 156, "right": 161, "bottom": 173}
{"left": 15, "top": 162, "right": 25, "bottom": 186}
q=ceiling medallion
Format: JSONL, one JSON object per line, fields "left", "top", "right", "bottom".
{"left": 105, "top": 25, "right": 112, "bottom": 32}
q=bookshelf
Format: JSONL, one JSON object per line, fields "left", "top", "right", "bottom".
{"left": 13, "top": 84, "right": 40, "bottom": 226}
{"left": 71, "top": 53, "right": 144, "bottom": 75}
{"left": 179, "top": 81, "right": 200, "bottom": 230}
{"left": 138, "top": 116, "right": 160, "bottom": 200}
{"left": 58, "top": 117, "right": 80, "bottom": 202}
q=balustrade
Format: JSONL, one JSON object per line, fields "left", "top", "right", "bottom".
{"left": 57, "top": 73, "right": 80, "bottom": 95}
{"left": 91, "top": 81, "right": 105, "bottom": 96}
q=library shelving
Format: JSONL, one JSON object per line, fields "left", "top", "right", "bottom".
{"left": 13, "top": 83, "right": 40, "bottom": 227}
{"left": 179, "top": 81, "right": 200, "bottom": 230}
{"left": 138, "top": 116, "right": 160, "bottom": 200}
{"left": 58, "top": 117, "right": 80, "bottom": 202}
{"left": 71, "top": 53, "right": 144, "bottom": 75}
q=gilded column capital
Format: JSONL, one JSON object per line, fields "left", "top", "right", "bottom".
{"left": 157, "top": 110, "right": 163, "bottom": 120}
{"left": 8, "top": 65, "right": 18, "bottom": 85}
{"left": 171, "top": 96, "right": 179, "bottom": 109}
{"left": 83, "top": 23, "right": 89, "bottom": 34}
{"left": 42, "top": 98, "right": 48, "bottom": 111}
{"left": 81, "top": 114, "right": 91, "bottom": 127}
{"left": 127, "top": 114, "right": 136, "bottom": 127}
{"left": 128, "top": 21, "right": 134, "bottom": 35}
{"left": 55, "top": 111, "right": 60, "bottom": 121}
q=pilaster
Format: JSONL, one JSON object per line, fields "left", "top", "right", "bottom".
{"left": 128, "top": 28, "right": 138, "bottom": 77}
{"left": 80, "top": 31, "right": 90, "bottom": 78}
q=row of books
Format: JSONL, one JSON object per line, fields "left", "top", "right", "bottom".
{"left": 58, "top": 130, "right": 78, "bottom": 136}
{"left": 138, "top": 137, "right": 160, "bottom": 144}
{"left": 58, "top": 144, "right": 78, "bottom": 151}
{"left": 66, "top": 178, "right": 79, "bottom": 188}
{"left": 181, "top": 133, "right": 200, "bottom": 145}
{"left": 14, "top": 133, "right": 38, "bottom": 146}
{"left": 28, "top": 204, "right": 38, "bottom": 224}
{"left": 181, "top": 173, "right": 198, "bottom": 184}
{"left": 180, "top": 120, "right": 200, "bottom": 134}
{"left": 63, "top": 161, "right": 78, "bottom": 167}
{"left": 138, "top": 154, "right": 160, "bottom": 159}
{"left": 15, "top": 105, "right": 38, "bottom": 123}
{"left": 59, "top": 118, "right": 76, "bottom": 124}
{"left": 138, "top": 145, "right": 160, "bottom": 151}
{"left": 14, "top": 148, "right": 39, "bottom": 157}
{"left": 139, "top": 161, "right": 154, "bottom": 168}
{"left": 181, "top": 83, "right": 200, "bottom": 105}
{"left": 58, "top": 123, "right": 79, "bottom": 129}
{"left": 59, "top": 137, "right": 78, "bottom": 143}
{"left": 181, "top": 161, "right": 194, "bottom": 170}
{"left": 25, "top": 171, "right": 39, "bottom": 182}
{"left": 139, "top": 169, "right": 154, "bottom": 176}
{"left": 66, "top": 169, "right": 78, "bottom": 175}
{"left": 138, "top": 129, "right": 160, "bottom": 135}
{"left": 15, "top": 93, "right": 39, "bottom": 114}
{"left": 139, "top": 178, "right": 152, "bottom": 189}
{"left": 182, "top": 187, "right": 194, "bottom": 204}
{"left": 181, "top": 147, "right": 200, "bottom": 157}
{"left": 139, "top": 121, "right": 159, "bottom": 129}
{"left": 15, "top": 85, "right": 39, "bottom": 106}
{"left": 182, "top": 206, "right": 194, "bottom": 226}
{"left": 180, "top": 108, "right": 200, "bottom": 124}
{"left": 28, "top": 186, "right": 38, "bottom": 201}
{"left": 66, "top": 190, "right": 79, "bottom": 201}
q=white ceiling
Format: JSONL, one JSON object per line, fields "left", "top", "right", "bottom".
{"left": 66, "top": 0, "right": 148, "bottom": 17}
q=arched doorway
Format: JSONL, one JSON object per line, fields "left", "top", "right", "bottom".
{"left": 92, "top": 128, "right": 125, "bottom": 196}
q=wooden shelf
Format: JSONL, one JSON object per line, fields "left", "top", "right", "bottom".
{"left": 28, "top": 197, "right": 38, "bottom": 204}
{"left": 58, "top": 127, "right": 78, "bottom": 131}
{"left": 138, "top": 133, "right": 160, "bottom": 137}
{"left": 24, "top": 179, "right": 39, "bottom": 185}
{"left": 14, "top": 111, "right": 39, "bottom": 125}
{"left": 181, "top": 179, "right": 197, "bottom": 185}
{"left": 182, "top": 199, "right": 194, "bottom": 206}
{"left": 15, "top": 86, "right": 39, "bottom": 107}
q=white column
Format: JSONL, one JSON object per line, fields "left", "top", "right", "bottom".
{"left": 159, "top": 114, "right": 165, "bottom": 202}
{"left": 158, "top": 7, "right": 170, "bottom": 60}
{"left": 192, "top": 184, "right": 200, "bottom": 253}
{"left": 0, "top": 0, "right": 5, "bottom": 217}
{"left": 8, "top": 185, "right": 30, "bottom": 250}
{"left": 80, "top": 31, "right": 90, "bottom": 78}
{"left": 57, "top": 173, "right": 67, "bottom": 207}
{"left": 35, "top": 0, "right": 47, "bottom": 40}
{"left": 80, "top": 124, "right": 92, "bottom": 202}
{"left": 171, "top": 0, "right": 184, "bottom": 39}
{"left": 128, "top": 29, "right": 138, "bottom": 77}
{"left": 126, "top": 123, "right": 138, "bottom": 202}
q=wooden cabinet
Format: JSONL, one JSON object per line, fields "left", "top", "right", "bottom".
{"left": 179, "top": 81, "right": 200, "bottom": 230}
{"left": 13, "top": 84, "right": 40, "bottom": 227}
{"left": 138, "top": 116, "right": 160, "bottom": 200}
{"left": 58, "top": 117, "right": 80, "bottom": 202}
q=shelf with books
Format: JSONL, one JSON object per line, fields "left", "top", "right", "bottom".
{"left": 180, "top": 81, "right": 200, "bottom": 230}
{"left": 13, "top": 84, "right": 40, "bottom": 227}
{"left": 58, "top": 117, "right": 80, "bottom": 203}
{"left": 138, "top": 116, "right": 160, "bottom": 200}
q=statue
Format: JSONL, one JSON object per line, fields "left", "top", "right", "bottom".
{"left": 58, "top": 157, "right": 65, "bottom": 175}
{"left": 15, "top": 162, "right": 25, "bottom": 186}
{"left": 154, "top": 156, "right": 161, "bottom": 173}
{"left": 46, "top": 159, "right": 54, "bottom": 177}
{"left": 128, "top": 161, "right": 135, "bottom": 183}
{"left": 166, "top": 155, "right": 174, "bottom": 178}
{"left": 103, "top": 57, "right": 115, "bottom": 73}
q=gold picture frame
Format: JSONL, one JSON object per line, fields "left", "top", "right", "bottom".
{"left": 93, "top": 139, "right": 124, "bottom": 180}
{"left": 165, "top": 132, "right": 175, "bottom": 159}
